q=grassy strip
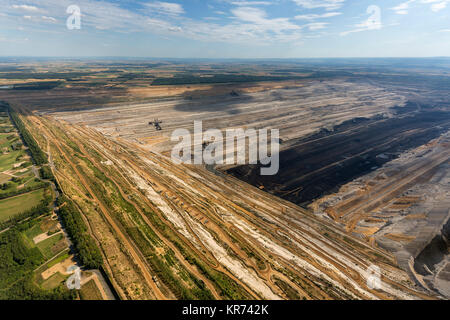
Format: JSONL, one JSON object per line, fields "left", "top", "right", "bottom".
{"left": 0, "top": 181, "right": 49, "bottom": 200}
{"left": 46, "top": 251, "right": 70, "bottom": 269}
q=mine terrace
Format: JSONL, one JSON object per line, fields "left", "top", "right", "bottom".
{"left": 0, "top": 57, "right": 448, "bottom": 300}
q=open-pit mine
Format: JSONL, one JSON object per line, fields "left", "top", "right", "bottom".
{"left": 0, "top": 59, "right": 448, "bottom": 300}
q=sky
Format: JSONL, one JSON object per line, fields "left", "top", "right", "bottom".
{"left": 1, "top": 0, "right": 450, "bottom": 58}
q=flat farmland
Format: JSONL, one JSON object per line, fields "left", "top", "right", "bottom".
{"left": 0, "top": 188, "right": 46, "bottom": 222}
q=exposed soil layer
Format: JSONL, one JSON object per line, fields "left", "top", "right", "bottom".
{"left": 227, "top": 110, "right": 450, "bottom": 206}
{"left": 415, "top": 218, "right": 449, "bottom": 275}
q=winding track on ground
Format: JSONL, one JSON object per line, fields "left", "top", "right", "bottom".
{"left": 33, "top": 117, "right": 167, "bottom": 300}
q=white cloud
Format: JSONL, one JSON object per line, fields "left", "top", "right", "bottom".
{"left": 1, "top": 0, "right": 302, "bottom": 44}
{"left": 230, "top": 1, "right": 272, "bottom": 5}
{"left": 418, "top": 0, "right": 450, "bottom": 12}
{"left": 231, "top": 6, "right": 300, "bottom": 31}
{"left": 41, "top": 16, "right": 57, "bottom": 22}
{"left": 295, "top": 12, "right": 341, "bottom": 20}
{"left": 391, "top": 1, "right": 414, "bottom": 15}
{"left": 391, "top": 0, "right": 450, "bottom": 14}
{"left": 0, "top": 35, "right": 29, "bottom": 43}
{"left": 292, "top": 0, "right": 345, "bottom": 11}
{"left": 11, "top": 4, "right": 40, "bottom": 12}
{"left": 431, "top": 1, "right": 447, "bottom": 11}
{"left": 145, "top": 1, "right": 185, "bottom": 16}
{"left": 306, "top": 22, "right": 328, "bottom": 30}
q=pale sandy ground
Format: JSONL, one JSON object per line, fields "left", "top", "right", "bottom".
{"left": 41, "top": 256, "right": 75, "bottom": 280}
{"left": 33, "top": 222, "right": 63, "bottom": 244}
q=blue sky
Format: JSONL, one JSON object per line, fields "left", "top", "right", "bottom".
{"left": 1, "top": 0, "right": 450, "bottom": 58}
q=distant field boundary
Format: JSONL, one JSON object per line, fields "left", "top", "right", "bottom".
{"left": 151, "top": 74, "right": 305, "bottom": 86}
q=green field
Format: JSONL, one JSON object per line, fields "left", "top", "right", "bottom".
{"left": 0, "top": 108, "right": 48, "bottom": 225}
{"left": 41, "top": 272, "right": 67, "bottom": 290}
{"left": 46, "top": 251, "right": 70, "bottom": 269}
{"left": 36, "top": 233, "right": 65, "bottom": 260}
{"left": 0, "top": 174, "right": 44, "bottom": 198}
{"left": 79, "top": 279, "right": 103, "bottom": 300}
{"left": 0, "top": 149, "right": 25, "bottom": 172}
{"left": 0, "top": 107, "right": 74, "bottom": 299}
{"left": 0, "top": 113, "right": 30, "bottom": 173}
{"left": 0, "top": 224, "right": 74, "bottom": 300}
{"left": 0, "top": 188, "right": 46, "bottom": 222}
{"left": 23, "top": 221, "right": 44, "bottom": 240}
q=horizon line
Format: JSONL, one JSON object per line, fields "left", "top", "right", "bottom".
{"left": 1, "top": 56, "right": 450, "bottom": 60}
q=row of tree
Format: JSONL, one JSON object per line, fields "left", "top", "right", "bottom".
{"left": 57, "top": 196, "right": 103, "bottom": 269}
{"left": 39, "top": 165, "right": 56, "bottom": 182}
{"left": 0, "top": 181, "right": 49, "bottom": 200}
{"left": 5, "top": 103, "right": 48, "bottom": 165}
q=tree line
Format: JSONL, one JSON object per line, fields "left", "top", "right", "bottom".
{"left": 57, "top": 196, "right": 103, "bottom": 269}
{"left": 0, "top": 181, "right": 49, "bottom": 201}
{"left": 0, "top": 194, "right": 52, "bottom": 230}
{"left": 4, "top": 103, "right": 48, "bottom": 165}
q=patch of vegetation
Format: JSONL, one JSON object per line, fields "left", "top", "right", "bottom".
{"left": 173, "top": 240, "right": 252, "bottom": 300}
{"left": 0, "top": 189, "right": 52, "bottom": 229}
{"left": 0, "top": 181, "right": 49, "bottom": 201}
{"left": 0, "top": 148, "right": 24, "bottom": 172}
{"left": 57, "top": 196, "right": 103, "bottom": 269}
{"left": 147, "top": 253, "right": 214, "bottom": 300}
{"left": 273, "top": 276, "right": 301, "bottom": 300}
{"left": 77, "top": 157, "right": 216, "bottom": 300}
{"left": 0, "top": 228, "right": 74, "bottom": 300}
{"left": 79, "top": 279, "right": 103, "bottom": 300}
{"left": 23, "top": 221, "right": 45, "bottom": 240}
{"left": 36, "top": 233, "right": 65, "bottom": 260}
{"left": 46, "top": 251, "right": 70, "bottom": 269}
{"left": 39, "top": 165, "right": 55, "bottom": 182}
{"left": 40, "top": 272, "right": 67, "bottom": 290}
{"left": 152, "top": 74, "right": 302, "bottom": 85}
{"left": 12, "top": 81, "right": 62, "bottom": 90}
{"left": 6, "top": 104, "right": 48, "bottom": 165}
{"left": 0, "top": 188, "right": 48, "bottom": 223}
